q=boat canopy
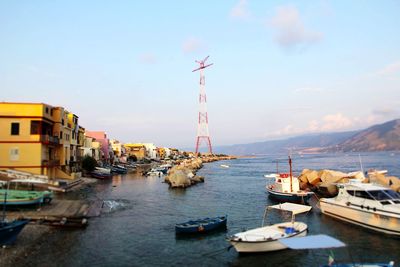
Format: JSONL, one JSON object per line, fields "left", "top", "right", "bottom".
{"left": 268, "top": 202, "right": 312, "bottom": 215}
{"left": 279, "top": 234, "right": 346, "bottom": 250}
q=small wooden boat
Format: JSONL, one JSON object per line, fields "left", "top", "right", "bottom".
{"left": 0, "top": 219, "right": 30, "bottom": 245}
{"left": 0, "top": 180, "right": 30, "bottom": 245}
{"left": 175, "top": 215, "right": 227, "bottom": 234}
{"left": 228, "top": 203, "right": 311, "bottom": 253}
{"left": 90, "top": 171, "right": 112, "bottom": 179}
{"left": 0, "top": 189, "right": 53, "bottom": 206}
{"left": 266, "top": 156, "right": 313, "bottom": 204}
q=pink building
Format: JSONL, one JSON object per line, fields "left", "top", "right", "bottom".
{"left": 85, "top": 131, "right": 110, "bottom": 162}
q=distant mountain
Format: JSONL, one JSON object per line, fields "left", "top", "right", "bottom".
{"left": 332, "top": 119, "right": 400, "bottom": 152}
{"left": 214, "top": 119, "right": 400, "bottom": 155}
{"left": 214, "top": 131, "right": 358, "bottom": 155}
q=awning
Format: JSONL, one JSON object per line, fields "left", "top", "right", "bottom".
{"left": 279, "top": 234, "right": 346, "bottom": 250}
{"left": 268, "top": 202, "right": 312, "bottom": 215}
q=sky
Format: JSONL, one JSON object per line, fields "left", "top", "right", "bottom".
{"left": 1, "top": 1, "right": 399, "bottom": 149}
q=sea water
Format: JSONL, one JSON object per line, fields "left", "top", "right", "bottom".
{"left": 10, "top": 152, "right": 400, "bottom": 267}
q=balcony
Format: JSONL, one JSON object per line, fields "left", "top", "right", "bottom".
{"left": 40, "top": 135, "right": 60, "bottom": 145}
{"left": 42, "top": 159, "right": 61, "bottom": 167}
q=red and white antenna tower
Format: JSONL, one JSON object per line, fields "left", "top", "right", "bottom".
{"left": 192, "top": 56, "right": 213, "bottom": 155}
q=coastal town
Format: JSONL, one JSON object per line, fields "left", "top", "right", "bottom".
{"left": 1, "top": 1, "right": 400, "bottom": 266}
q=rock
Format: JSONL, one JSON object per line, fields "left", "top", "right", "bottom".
{"left": 319, "top": 170, "right": 347, "bottom": 184}
{"left": 166, "top": 169, "right": 191, "bottom": 188}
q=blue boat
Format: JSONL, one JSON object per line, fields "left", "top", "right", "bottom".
{"left": 0, "top": 219, "right": 30, "bottom": 245}
{"left": 0, "top": 181, "right": 30, "bottom": 245}
{"left": 175, "top": 215, "right": 227, "bottom": 234}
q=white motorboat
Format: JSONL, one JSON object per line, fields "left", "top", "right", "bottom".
{"left": 320, "top": 181, "right": 400, "bottom": 236}
{"left": 228, "top": 202, "right": 312, "bottom": 253}
{"left": 220, "top": 164, "right": 229, "bottom": 168}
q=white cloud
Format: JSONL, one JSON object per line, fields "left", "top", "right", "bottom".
{"left": 138, "top": 53, "right": 157, "bottom": 64}
{"left": 230, "top": 0, "right": 250, "bottom": 20}
{"left": 182, "top": 37, "right": 207, "bottom": 54}
{"left": 376, "top": 61, "right": 400, "bottom": 78}
{"left": 268, "top": 5, "right": 323, "bottom": 49}
{"left": 320, "top": 113, "right": 353, "bottom": 131}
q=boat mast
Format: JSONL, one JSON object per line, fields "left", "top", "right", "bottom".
{"left": 289, "top": 156, "right": 293, "bottom": 192}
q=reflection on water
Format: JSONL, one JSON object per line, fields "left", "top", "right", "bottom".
{"left": 10, "top": 152, "right": 400, "bottom": 267}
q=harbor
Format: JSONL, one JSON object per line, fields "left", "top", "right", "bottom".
{"left": 1, "top": 152, "right": 399, "bottom": 267}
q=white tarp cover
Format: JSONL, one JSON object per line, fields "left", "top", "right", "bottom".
{"left": 279, "top": 234, "right": 346, "bottom": 249}
{"left": 268, "top": 202, "right": 312, "bottom": 215}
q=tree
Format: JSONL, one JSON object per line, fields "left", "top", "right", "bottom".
{"left": 81, "top": 155, "right": 97, "bottom": 172}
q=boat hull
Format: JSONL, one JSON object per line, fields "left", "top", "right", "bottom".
{"left": 229, "top": 222, "right": 308, "bottom": 253}
{"left": 320, "top": 200, "right": 400, "bottom": 236}
{"left": 0, "top": 219, "right": 30, "bottom": 245}
{"left": 0, "top": 189, "right": 52, "bottom": 206}
{"left": 175, "top": 216, "right": 227, "bottom": 234}
{"left": 267, "top": 188, "right": 313, "bottom": 204}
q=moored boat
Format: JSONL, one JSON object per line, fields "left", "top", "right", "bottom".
{"left": 228, "top": 202, "right": 311, "bottom": 253}
{"left": 0, "top": 189, "right": 53, "bottom": 206}
{"left": 266, "top": 156, "right": 313, "bottom": 204}
{"left": 175, "top": 215, "right": 227, "bottom": 234}
{"left": 320, "top": 181, "right": 400, "bottom": 236}
{"left": 0, "top": 219, "right": 30, "bottom": 245}
{"left": 90, "top": 171, "right": 112, "bottom": 179}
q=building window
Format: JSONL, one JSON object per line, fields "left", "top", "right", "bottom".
{"left": 10, "top": 147, "right": 19, "bottom": 161}
{"left": 31, "top": 121, "right": 41, "bottom": 135}
{"left": 11, "top": 122, "right": 20, "bottom": 135}
{"left": 45, "top": 107, "right": 49, "bottom": 114}
{"left": 62, "top": 119, "right": 64, "bottom": 126}
{"left": 60, "top": 131, "right": 63, "bottom": 139}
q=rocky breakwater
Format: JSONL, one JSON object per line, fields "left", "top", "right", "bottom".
{"left": 298, "top": 168, "right": 400, "bottom": 197}
{"left": 165, "top": 155, "right": 236, "bottom": 188}
{"left": 298, "top": 169, "right": 366, "bottom": 197}
{"left": 165, "top": 158, "right": 204, "bottom": 188}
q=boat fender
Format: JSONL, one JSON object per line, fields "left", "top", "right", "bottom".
{"left": 366, "top": 206, "right": 370, "bottom": 210}
{"left": 373, "top": 207, "right": 376, "bottom": 212}
{"left": 346, "top": 202, "right": 350, "bottom": 206}
{"left": 360, "top": 205, "right": 364, "bottom": 209}
{"left": 198, "top": 225, "right": 204, "bottom": 232}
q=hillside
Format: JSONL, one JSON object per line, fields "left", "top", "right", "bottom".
{"left": 214, "top": 131, "right": 358, "bottom": 155}
{"left": 333, "top": 119, "right": 400, "bottom": 152}
{"left": 214, "top": 119, "right": 400, "bottom": 155}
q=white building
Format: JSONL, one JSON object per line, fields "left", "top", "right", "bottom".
{"left": 143, "top": 143, "right": 158, "bottom": 160}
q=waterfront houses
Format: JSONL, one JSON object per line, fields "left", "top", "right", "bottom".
{"left": 85, "top": 131, "right": 113, "bottom": 164}
{"left": 0, "top": 102, "right": 188, "bottom": 181}
{"left": 0, "top": 102, "right": 80, "bottom": 179}
{"left": 124, "top": 143, "right": 147, "bottom": 161}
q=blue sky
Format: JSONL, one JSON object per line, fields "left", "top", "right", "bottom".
{"left": 1, "top": 1, "right": 399, "bottom": 149}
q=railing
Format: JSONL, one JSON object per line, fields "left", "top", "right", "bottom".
{"left": 42, "top": 159, "right": 61, "bottom": 167}
{"left": 40, "top": 135, "right": 60, "bottom": 145}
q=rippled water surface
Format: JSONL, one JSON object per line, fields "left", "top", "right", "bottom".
{"left": 14, "top": 152, "right": 400, "bottom": 266}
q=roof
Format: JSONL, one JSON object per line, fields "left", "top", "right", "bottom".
{"left": 344, "top": 181, "right": 388, "bottom": 191}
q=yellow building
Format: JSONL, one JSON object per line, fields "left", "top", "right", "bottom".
{"left": 0, "top": 102, "right": 60, "bottom": 178}
{"left": 157, "top": 147, "right": 166, "bottom": 160}
{"left": 0, "top": 102, "right": 82, "bottom": 179}
{"left": 124, "top": 143, "right": 147, "bottom": 160}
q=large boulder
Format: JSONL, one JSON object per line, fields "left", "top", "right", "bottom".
{"left": 299, "top": 169, "right": 319, "bottom": 185}
{"left": 167, "top": 169, "right": 191, "bottom": 188}
{"left": 319, "top": 170, "right": 347, "bottom": 184}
